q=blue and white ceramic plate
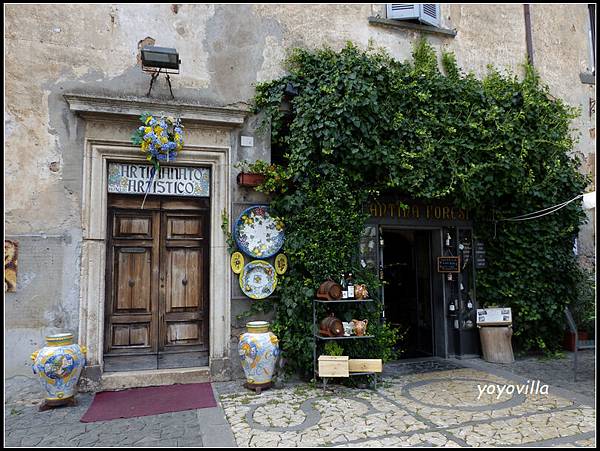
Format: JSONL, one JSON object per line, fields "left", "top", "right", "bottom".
{"left": 234, "top": 206, "right": 284, "bottom": 259}
{"left": 239, "top": 260, "right": 277, "bottom": 300}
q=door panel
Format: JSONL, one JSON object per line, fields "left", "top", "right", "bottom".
{"left": 167, "top": 216, "right": 205, "bottom": 239}
{"left": 168, "top": 322, "right": 200, "bottom": 344}
{"left": 104, "top": 195, "right": 209, "bottom": 372}
{"left": 115, "top": 248, "right": 152, "bottom": 311}
{"left": 104, "top": 206, "right": 160, "bottom": 371}
{"left": 111, "top": 323, "right": 151, "bottom": 348}
{"left": 160, "top": 208, "right": 209, "bottom": 369}
{"left": 113, "top": 213, "right": 154, "bottom": 239}
{"left": 165, "top": 248, "right": 203, "bottom": 310}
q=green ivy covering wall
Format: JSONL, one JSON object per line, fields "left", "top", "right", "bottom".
{"left": 251, "top": 40, "right": 589, "bottom": 376}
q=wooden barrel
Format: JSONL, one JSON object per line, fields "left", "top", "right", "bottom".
{"left": 319, "top": 314, "right": 344, "bottom": 337}
{"left": 316, "top": 281, "right": 343, "bottom": 300}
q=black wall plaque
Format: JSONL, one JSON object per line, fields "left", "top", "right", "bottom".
{"left": 437, "top": 256, "right": 461, "bottom": 273}
{"left": 474, "top": 241, "right": 486, "bottom": 269}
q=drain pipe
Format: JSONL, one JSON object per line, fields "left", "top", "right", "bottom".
{"left": 524, "top": 4, "right": 534, "bottom": 66}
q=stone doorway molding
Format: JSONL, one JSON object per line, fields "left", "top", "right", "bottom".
{"left": 65, "top": 94, "right": 248, "bottom": 389}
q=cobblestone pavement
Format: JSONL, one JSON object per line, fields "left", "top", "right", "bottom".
{"left": 461, "top": 350, "right": 596, "bottom": 400}
{"left": 5, "top": 354, "right": 596, "bottom": 447}
{"left": 4, "top": 375, "right": 235, "bottom": 447}
{"left": 220, "top": 362, "right": 596, "bottom": 448}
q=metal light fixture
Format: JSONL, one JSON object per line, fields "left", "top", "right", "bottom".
{"left": 278, "top": 82, "right": 299, "bottom": 114}
{"left": 141, "top": 46, "right": 181, "bottom": 99}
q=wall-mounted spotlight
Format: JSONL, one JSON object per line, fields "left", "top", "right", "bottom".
{"left": 279, "top": 82, "right": 299, "bottom": 115}
{"left": 141, "top": 46, "right": 181, "bottom": 99}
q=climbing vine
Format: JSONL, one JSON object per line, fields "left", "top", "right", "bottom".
{"left": 253, "top": 40, "right": 589, "bottom": 375}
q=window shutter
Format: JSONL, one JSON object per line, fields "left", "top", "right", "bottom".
{"left": 386, "top": 4, "right": 440, "bottom": 28}
{"left": 387, "top": 4, "right": 419, "bottom": 20}
{"left": 419, "top": 4, "right": 440, "bottom": 27}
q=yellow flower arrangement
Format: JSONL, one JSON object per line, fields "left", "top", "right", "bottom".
{"left": 131, "top": 112, "right": 184, "bottom": 172}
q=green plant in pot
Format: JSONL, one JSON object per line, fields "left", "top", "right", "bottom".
{"left": 235, "top": 160, "right": 268, "bottom": 187}
{"left": 235, "top": 159, "right": 289, "bottom": 192}
{"left": 323, "top": 341, "right": 345, "bottom": 356}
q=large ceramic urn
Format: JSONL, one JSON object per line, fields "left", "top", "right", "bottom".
{"left": 31, "top": 333, "right": 87, "bottom": 408}
{"left": 238, "top": 321, "right": 279, "bottom": 393}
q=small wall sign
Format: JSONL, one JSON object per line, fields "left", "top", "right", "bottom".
{"left": 474, "top": 241, "right": 486, "bottom": 269}
{"left": 108, "top": 163, "right": 210, "bottom": 197}
{"left": 437, "top": 256, "right": 461, "bottom": 273}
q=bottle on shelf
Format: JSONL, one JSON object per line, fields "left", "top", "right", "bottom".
{"left": 467, "top": 299, "right": 473, "bottom": 309}
{"left": 445, "top": 233, "right": 452, "bottom": 247}
{"left": 448, "top": 299, "right": 456, "bottom": 313}
{"left": 340, "top": 273, "right": 348, "bottom": 299}
{"left": 347, "top": 273, "right": 355, "bottom": 300}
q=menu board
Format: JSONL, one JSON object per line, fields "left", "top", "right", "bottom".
{"left": 437, "top": 256, "right": 461, "bottom": 273}
{"left": 474, "top": 241, "right": 486, "bottom": 269}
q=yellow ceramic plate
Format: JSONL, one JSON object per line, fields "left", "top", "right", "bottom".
{"left": 231, "top": 252, "right": 245, "bottom": 274}
{"left": 274, "top": 253, "right": 288, "bottom": 275}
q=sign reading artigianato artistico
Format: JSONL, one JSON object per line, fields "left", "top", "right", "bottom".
{"left": 108, "top": 163, "right": 210, "bottom": 197}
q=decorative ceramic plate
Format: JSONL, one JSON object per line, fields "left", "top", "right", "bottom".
{"left": 239, "top": 260, "right": 277, "bottom": 300}
{"left": 274, "top": 253, "right": 288, "bottom": 275}
{"left": 234, "top": 206, "right": 284, "bottom": 259}
{"left": 231, "top": 252, "right": 245, "bottom": 274}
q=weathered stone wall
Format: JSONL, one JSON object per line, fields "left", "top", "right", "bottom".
{"left": 5, "top": 4, "right": 595, "bottom": 378}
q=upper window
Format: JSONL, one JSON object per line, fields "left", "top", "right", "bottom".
{"left": 386, "top": 4, "right": 441, "bottom": 28}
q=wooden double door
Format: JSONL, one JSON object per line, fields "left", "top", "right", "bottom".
{"left": 104, "top": 194, "right": 210, "bottom": 372}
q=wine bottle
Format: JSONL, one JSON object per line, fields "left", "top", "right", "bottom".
{"left": 340, "top": 273, "right": 348, "bottom": 299}
{"left": 347, "top": 273, "right": 355, "bottom": 299}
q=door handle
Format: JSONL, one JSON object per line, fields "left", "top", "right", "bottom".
{"left": 128, "top": 279, "right": 135, "bottom": 287}
{"left": 182, "top": 278, "right": 188, "bottom": 286}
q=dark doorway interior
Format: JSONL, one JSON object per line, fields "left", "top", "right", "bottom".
{"left": 383, "top": 229, "right": 434, "bottom": 358}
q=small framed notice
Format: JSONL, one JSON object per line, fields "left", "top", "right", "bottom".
{"left": 477, "top": 308, "right": 512, "bottom": 325}
{"left": 437, "top": 256, "right": 461, "bottom": 273}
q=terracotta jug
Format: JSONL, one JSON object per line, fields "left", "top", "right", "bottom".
{"left": 355, "top": 284, "right": 369, "bottom": 300}
{"left": 352, "top": 319, "right": 369, "bottom": 336}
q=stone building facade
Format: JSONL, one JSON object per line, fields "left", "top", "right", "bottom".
{"left": 5, "top": 4, "right": 595, "bottom": 389}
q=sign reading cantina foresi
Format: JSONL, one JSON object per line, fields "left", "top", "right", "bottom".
{"left": 368, "top": 200, "right": 469, "bottom": 221}
{"left": 108, "top": 162, "right": 210, "bottom": 197}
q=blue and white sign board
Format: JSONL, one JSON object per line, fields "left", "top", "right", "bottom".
{"left": 108, "top": 163, "right": 210, "bottom": 197}
{"left": 477, "top": 308, "right": 512, "bottom": 326}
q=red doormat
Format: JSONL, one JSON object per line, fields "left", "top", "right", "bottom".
{"left": 80, "top": 382, "right": 217, "bottom": 422}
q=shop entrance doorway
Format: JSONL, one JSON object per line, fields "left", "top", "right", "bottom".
{"left": 103, "top": 194, "right": 210, "bottom": 372}
{"left": 382, "top": 229, "right": 434, "bottom": 358}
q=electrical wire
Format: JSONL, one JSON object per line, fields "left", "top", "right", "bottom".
{"left": 499, "top": 194, "right": 584, "bottom": 222}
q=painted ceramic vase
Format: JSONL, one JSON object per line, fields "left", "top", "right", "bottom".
{"left": 238, "top": 321, "right": 279, "bottom": 387}
{"left": 31, "top": 333, "right": 87, "bottom": 402}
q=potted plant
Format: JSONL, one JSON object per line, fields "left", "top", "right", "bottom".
{"left": 235, "top": 160, "right": 270, "bottom": 187}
